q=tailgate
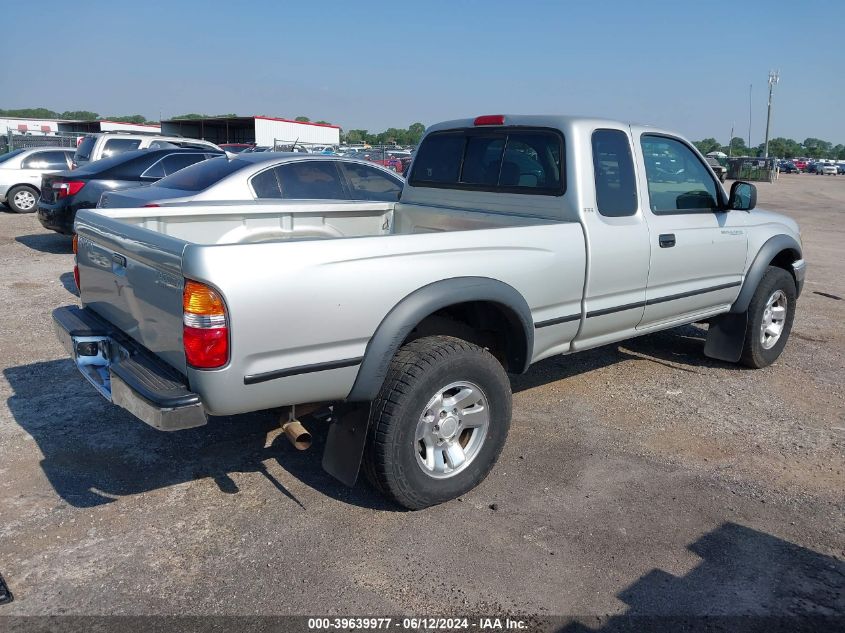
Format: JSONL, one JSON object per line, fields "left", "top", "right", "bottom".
{"left": 74, "top": 209, "right": 189, "bottom": 374}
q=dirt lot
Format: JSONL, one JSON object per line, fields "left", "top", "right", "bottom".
{"left": 0, "top": 175, "right": 842, "bottom": 626}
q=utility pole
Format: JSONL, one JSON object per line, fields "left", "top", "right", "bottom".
{"left": 748, "top": 84, "right": 752, "bottom": 152}
{"left": 763, "top": 70, "right": 779, "bottom": 158}
{"left": 729, "top": 123, "right": 734, "bottom": 157}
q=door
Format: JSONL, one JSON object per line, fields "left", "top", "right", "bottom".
{"left": 573, "top": 127, "right": 652, "bottom": 350}
{"left": 634, "top": 130, "right": 747, "bottom": 328}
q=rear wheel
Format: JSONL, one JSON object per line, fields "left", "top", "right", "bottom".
{"left": 363, "top": 335, "right": 512, "bottom": 509}
{"left": 7, "top": 185, "right": 38, "bottom": 213}
{"left": 740, "top": 266, "right": 797, "bottom": 368}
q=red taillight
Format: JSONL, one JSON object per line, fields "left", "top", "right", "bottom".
{"left": 53, "top": 181, "right": 86, "bottom": 198}
{"left": 72, "top": 234, "right": 80, "bottom": 291}
{"left": 183, "top": 280, "right": 228, "bottom": 369}
{"left": 143, "top": 204, "right": 160, "bottom": 208}
{"left": 474, "top": 114, "right": 505, "bottom": 126}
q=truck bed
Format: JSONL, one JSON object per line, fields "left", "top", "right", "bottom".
{"left": 99, "top": 199, "right": 548, "bottom": 244}
{"left": 74, "top": 200, "right": 586, "bottom": 413}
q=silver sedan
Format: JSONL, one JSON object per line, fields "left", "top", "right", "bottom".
{"left": 98, "top": 153, "right": 404, "bottom": 208}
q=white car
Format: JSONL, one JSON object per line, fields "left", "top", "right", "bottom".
{"left": 0, "top": 147, "right": 74, "bottom": 213}
{"left": 818, "top": 162, "right": 838, "bottom": 176}
{"left": 73, "top": 132, "right": 221, "bottom": 168}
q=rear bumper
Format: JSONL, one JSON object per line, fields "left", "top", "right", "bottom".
{"left": 37, "top": 202, "right": 75, "bottom": 234}
{"left": 793, "top": 259, "right": 806, "bottom": 297}
{"left": 52, "top": 305, "right": 207, "bottom": 431}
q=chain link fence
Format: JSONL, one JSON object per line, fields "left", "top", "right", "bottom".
{"left": 2, "top": 131, "right": 79, "bottom": 155}
{"left": 727, "top": 157, "right": 777, "bottom": 182}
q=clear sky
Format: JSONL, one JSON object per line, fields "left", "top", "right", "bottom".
{"left": 1, "top": 0, "right": 842, "bottom": 145}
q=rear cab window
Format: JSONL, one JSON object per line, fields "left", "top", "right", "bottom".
{"left": 101, "top": 138, "right": 142, "bottom": 159}
{"left": 409, "top": 128, "right": 564, "bottom": 195}
{"left": 73, "top": 136, "right": 97, "bottom": 162}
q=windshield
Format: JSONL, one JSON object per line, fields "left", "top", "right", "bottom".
{"left": 0, "top": 149, "right": 26, "bottom": 165}
{"left": 154, "top": 156, "right": 250, "bottom": 191}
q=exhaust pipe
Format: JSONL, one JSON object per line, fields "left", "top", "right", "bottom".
{"left": 281, "top": 419, "right": 312, "bottom": 450}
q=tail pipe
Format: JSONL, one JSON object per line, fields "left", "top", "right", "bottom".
{"left": 281, "top": 419, "right": 312, "bottom": 450}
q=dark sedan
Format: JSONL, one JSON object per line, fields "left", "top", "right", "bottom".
{"left": 37, "top": 147, "right": 222, "bottom": 234}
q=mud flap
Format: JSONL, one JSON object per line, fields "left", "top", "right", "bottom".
{"left": 321, "top": 402, "right": 372, "bottom": 487}
{"left": 704, "top": 312, "right": 748, "bottom": 363}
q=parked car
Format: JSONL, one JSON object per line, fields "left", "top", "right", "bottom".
{"left": 793, "top": 159, "right": 808, "bottom": 172}
{"left": 38, "top": 148, "right": 223, "bottom": 234}
{"left": 704, "top": 156, "right": 727, "bottom": 182}
{"left": 837, "top": 163, "right": 845, "bottom": 175}
{"left": 0, "top": 147, "right": 74, "bottom": 213}
{"left": 778, "top": 161, "right": 799, "bottom": 174}
{"left": 817, "top": 162, "right": 838, "bottom": 176}
{"left": 98, "top": 153, "right": 405, "bottom": 208}
{"left": 72, "top": 132, "right": 221, "bottom": 168}
{"left": 55, "top": 114, "right": 804, "bottom": 509}
{"left": 218, "top": 143, "right": 255, "bottom": 153}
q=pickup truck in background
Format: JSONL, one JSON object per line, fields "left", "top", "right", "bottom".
{"left": 53, "top": 115, "right": 805, "bottom": 509}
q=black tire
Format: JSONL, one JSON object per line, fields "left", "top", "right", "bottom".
{"left": 7, "top": 185, "right": 39, "bottom": 213}
{"left": 363, "top": 335, "right": 512, "bottom": 509}
{"left": 740, "top": 266, "right": 797, "bottom": 368}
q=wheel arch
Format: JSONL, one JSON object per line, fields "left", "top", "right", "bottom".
{"left": 346, "top": 277, "right": 533, "bottom": 402}
{"left": 731, "top": 234, "right": 802, "bottom": 314}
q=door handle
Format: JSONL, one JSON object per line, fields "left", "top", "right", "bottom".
{"left": 659, "top": 233, "right": 676, "bottom": 248}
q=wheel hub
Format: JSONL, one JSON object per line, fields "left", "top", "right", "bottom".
{"left": 415, "top": 381, "right": 490, "bottom": 479}
{"left": 760, "top": 289, "right": 787, "bottom": 350}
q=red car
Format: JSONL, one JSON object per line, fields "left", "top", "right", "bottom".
{"left": 793, "top": 159, "right": 808, "bottom": 172}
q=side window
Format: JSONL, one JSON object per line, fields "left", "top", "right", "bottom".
{"left": 250, "top": 168, "right": 282, "bottom": 198}
{"left": 640, "top": 135, "right": 720, "bottom": 213}
{"left": 142, "top": 158, "right": 166, "bottom": 179}
{"left": 22, "top": 151, "right": 70, "bottom": 170}
{"left": 161, "top": 153, "right": 207, "bottom": 175}
{"left": 274, "top": 161, "right": 346, "bottom": 199}
{"left": 338, "top": 162, "right": 402, "bottom": 201}
{"left": 102, "top": 138, "right": 142, "bottom": 158}
{"left": 592, "top": 129, "right": 638, "bottom": 217}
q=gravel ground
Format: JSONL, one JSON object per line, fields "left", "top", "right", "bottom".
{"left": 0, "top": 174, "right": 842, "bottom": 625}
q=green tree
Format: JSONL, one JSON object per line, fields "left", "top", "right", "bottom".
{"left": 803, "top": 137, "right": 832, "bottom": 159}
{"left": 0, "top": 107, "right": 60, "bottom": 118}
{"left": 407, "top": 122, "right": 425, "bottom": 145}
{"left": 314, "top": 120, "right": 332, "bottom": 125}
{"left": 59, "top": 110, "right": 99, "bottom": 120}
{"left": 693, "top": 138, "right": 721, "bottom": 155}
{"left": 105, "top": 114, "right": 148, "bottom": 124}
{"left": 171, "top": 113, "right": 207, "bottom": 119}
{"left": 723, "top": 136, "right": 750, "bottom": 156}
{"left": 295, "top": 116, "right": 310, "bottom": 122}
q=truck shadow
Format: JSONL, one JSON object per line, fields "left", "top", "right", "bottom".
{"left": 557, "top": 522, "right": 844, "bottom": 632}
{"left": 3, "top": 325, "right": 734, "bottom": 512}
{"left": 15, "top": 233, "right": 73, "bottom": 254}
{"left": 3, "top": 359, "right": 394, "bottom": 511}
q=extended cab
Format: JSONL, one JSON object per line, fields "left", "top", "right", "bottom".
{"left": 53, "top": 115, "right": 805, "bottom": 509}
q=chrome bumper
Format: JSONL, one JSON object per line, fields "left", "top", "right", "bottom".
{"left": 53, "top": 306, "right": 207, "bottom": 431}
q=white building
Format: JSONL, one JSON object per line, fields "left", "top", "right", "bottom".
{"left": 160, "top": 115, "right": 340, "bottom": 147}
{"left": 1, "top": 116, "right": 161, "bottom": 136}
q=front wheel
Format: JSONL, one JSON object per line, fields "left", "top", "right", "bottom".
{"left": 740, "top": 266, "right": 797, "bottom": 368}
{"left": 363, "top": 335, "right": 512, "bottom": 509}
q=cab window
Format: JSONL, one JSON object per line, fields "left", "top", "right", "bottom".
{"left": 640, "top": 135, "right": 720, "bottom": 213}
{"left": 592, "top": 129, "right": 637, "bottom": 217}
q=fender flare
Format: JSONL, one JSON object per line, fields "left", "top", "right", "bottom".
{"left": 346, "top": 277, "right": 534, "bottom": 402}
{"left": 730, "top": 234, "right": 802, "bottom": 314}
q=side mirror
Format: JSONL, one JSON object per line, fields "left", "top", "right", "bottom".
{"left": 728, "top": 181, "right": 757, "bottom": 211}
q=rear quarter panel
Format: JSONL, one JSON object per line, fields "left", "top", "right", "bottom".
{"left": 183, "top": 222, "right": 586, "bottom": 415}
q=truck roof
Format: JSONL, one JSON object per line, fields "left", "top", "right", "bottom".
{"left": 425, "top": 114, "right": 650, "bottom": 134}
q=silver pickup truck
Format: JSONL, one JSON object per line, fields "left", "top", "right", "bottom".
{"left": 53, "top": 115, "right": 805, "bottom": 509}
